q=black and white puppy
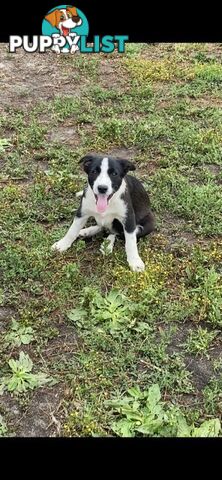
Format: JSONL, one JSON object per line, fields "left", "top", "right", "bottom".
{"left": 52, "top": 155, "right": 154, "bottom": 272}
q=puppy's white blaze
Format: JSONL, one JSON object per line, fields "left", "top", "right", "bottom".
{"left": 60, "top": 9, "right": 68, "bottom": 19}
{"left": 93, "top": 157, "right": 113, "bottom": 196}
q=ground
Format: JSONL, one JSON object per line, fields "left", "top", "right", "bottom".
{"left": 0, "top": 43, "right": 222, "bottom": 437}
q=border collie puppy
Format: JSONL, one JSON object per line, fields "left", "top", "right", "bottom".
{"left": 52, "top": 155, "right": 154, "bottom": 272}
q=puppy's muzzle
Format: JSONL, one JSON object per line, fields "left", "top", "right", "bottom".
{"left": 98, "top": 185, "right": 108, "bottom": 194}
{"left": 72, "top": 15, "right": 81, "bottom": 23}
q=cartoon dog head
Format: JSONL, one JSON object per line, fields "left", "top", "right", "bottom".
{"left": 45, "top": 6, "right": 82, "bottom": 36}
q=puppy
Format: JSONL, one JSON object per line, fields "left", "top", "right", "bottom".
{"left": 45, "top": 6, "right": 82, "bottom": 36}
{"left": 52, "top": 155, "right": 154, "bottom": 272}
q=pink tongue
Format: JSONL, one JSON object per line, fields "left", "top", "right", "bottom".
{"left": 62, "top": 26, "right": 69, "bottom": 36}
{"left": 96, "top": 195, "right": 108, "bottom": 213}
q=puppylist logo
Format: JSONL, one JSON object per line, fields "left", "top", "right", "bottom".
{"left": 9, "top": 5, "right": 129, "bottom": 54}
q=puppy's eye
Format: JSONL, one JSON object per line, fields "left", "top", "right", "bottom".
{"left": 91, "top": 169, "right": 98, "bottom": 174}
{"left": 67, "top": 12, "right": 72, "bottom": 18}
{"left": 111, "top": 171, "right": 117, "bottom": 176}
{"left": 60, "top": 15, "right": 65, "bottom": 20}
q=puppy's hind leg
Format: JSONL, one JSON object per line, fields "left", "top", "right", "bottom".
{"left": 136, "top": 212, "right": 155, "bottom": 239}
{"left": 79, "top": 225, "right": 102, "bottom": 238}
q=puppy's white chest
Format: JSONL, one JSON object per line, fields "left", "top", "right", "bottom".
{"left": 94, "top": 212, "right": 115, "bottom": 228}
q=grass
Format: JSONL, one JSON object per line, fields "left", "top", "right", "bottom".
{"left": 0, "top": 43, "right": 222, "bottom": 436}
{"left": 184, "top": 327, "right": 219, "bottom": 357}
{"left": 148, "top": 169, "right": 222, "bottom": 235}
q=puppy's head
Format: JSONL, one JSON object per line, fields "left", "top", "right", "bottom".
{"left": 45, "top": 7, "right": 82, "bottom": 34}
{"left": 79, "top": 155, "right": 136, "bottom": 213}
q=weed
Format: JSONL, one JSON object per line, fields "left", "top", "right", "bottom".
{"left": 99, "top": 238, "right": 113, "bottom": 256}
{"left": 106, "top": 383, "right": 221, "bottom": 437}
{"left": 68, "top": 288, "right": 134, "bottom": 335}
{"left": 0, "top": 352, "right": 55, "bottom": 395}
{"left": 4, "top": 320, "right": 35, "bottom": 348}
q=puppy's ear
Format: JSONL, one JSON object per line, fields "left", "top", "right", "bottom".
{"left": 67, "top": 6, "right": 78, "bottom": 17}
{"left": 45, "top": 9, "right": 60, "bottom": 27}
{"left": 79, "top": 155, "right": 94, "bottom": 173}
{"left": 118, "top": 158, "right": 136, "bottom": 175}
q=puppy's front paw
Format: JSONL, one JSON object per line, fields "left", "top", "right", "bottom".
{"left": 51, "top": 238, "right": 71, "bottom": 253}
{"left": 129, "top": 257, "right": 145, "bottom": 272}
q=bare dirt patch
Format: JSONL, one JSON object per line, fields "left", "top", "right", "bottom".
{"left": 185, "top": 356, "right": 214, "bottom": 390}
{"left": 0, "top": 307, "right": 16, "bottom": 331}
{"left": 168, "top": 322, "right": 220, "bottom": 391}
{"left": 108, "top": 147, "right": 138, "bottom": 158}
{"left": 0, "top": 46, "right": 86, "bottom": 112}
{"left": 47, "top": 125, "right": 80, "bottom": 146}
{"left": 98, "top": 58, "right": 127, "bottom": 91}
{"left": 1, "top": 387, "right": 66, "bottom": 437}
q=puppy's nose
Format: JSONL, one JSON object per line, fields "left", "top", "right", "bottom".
{"left": 98, "top": 185, "right": 108, "bottom": 194}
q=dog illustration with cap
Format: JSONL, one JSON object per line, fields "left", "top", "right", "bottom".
{"left": 45, "top": 6, "right": 82, "bottom": 36}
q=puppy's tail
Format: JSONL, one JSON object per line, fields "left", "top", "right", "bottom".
{"left": 75, "top": 190, "right": 84, "bottom": 198}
